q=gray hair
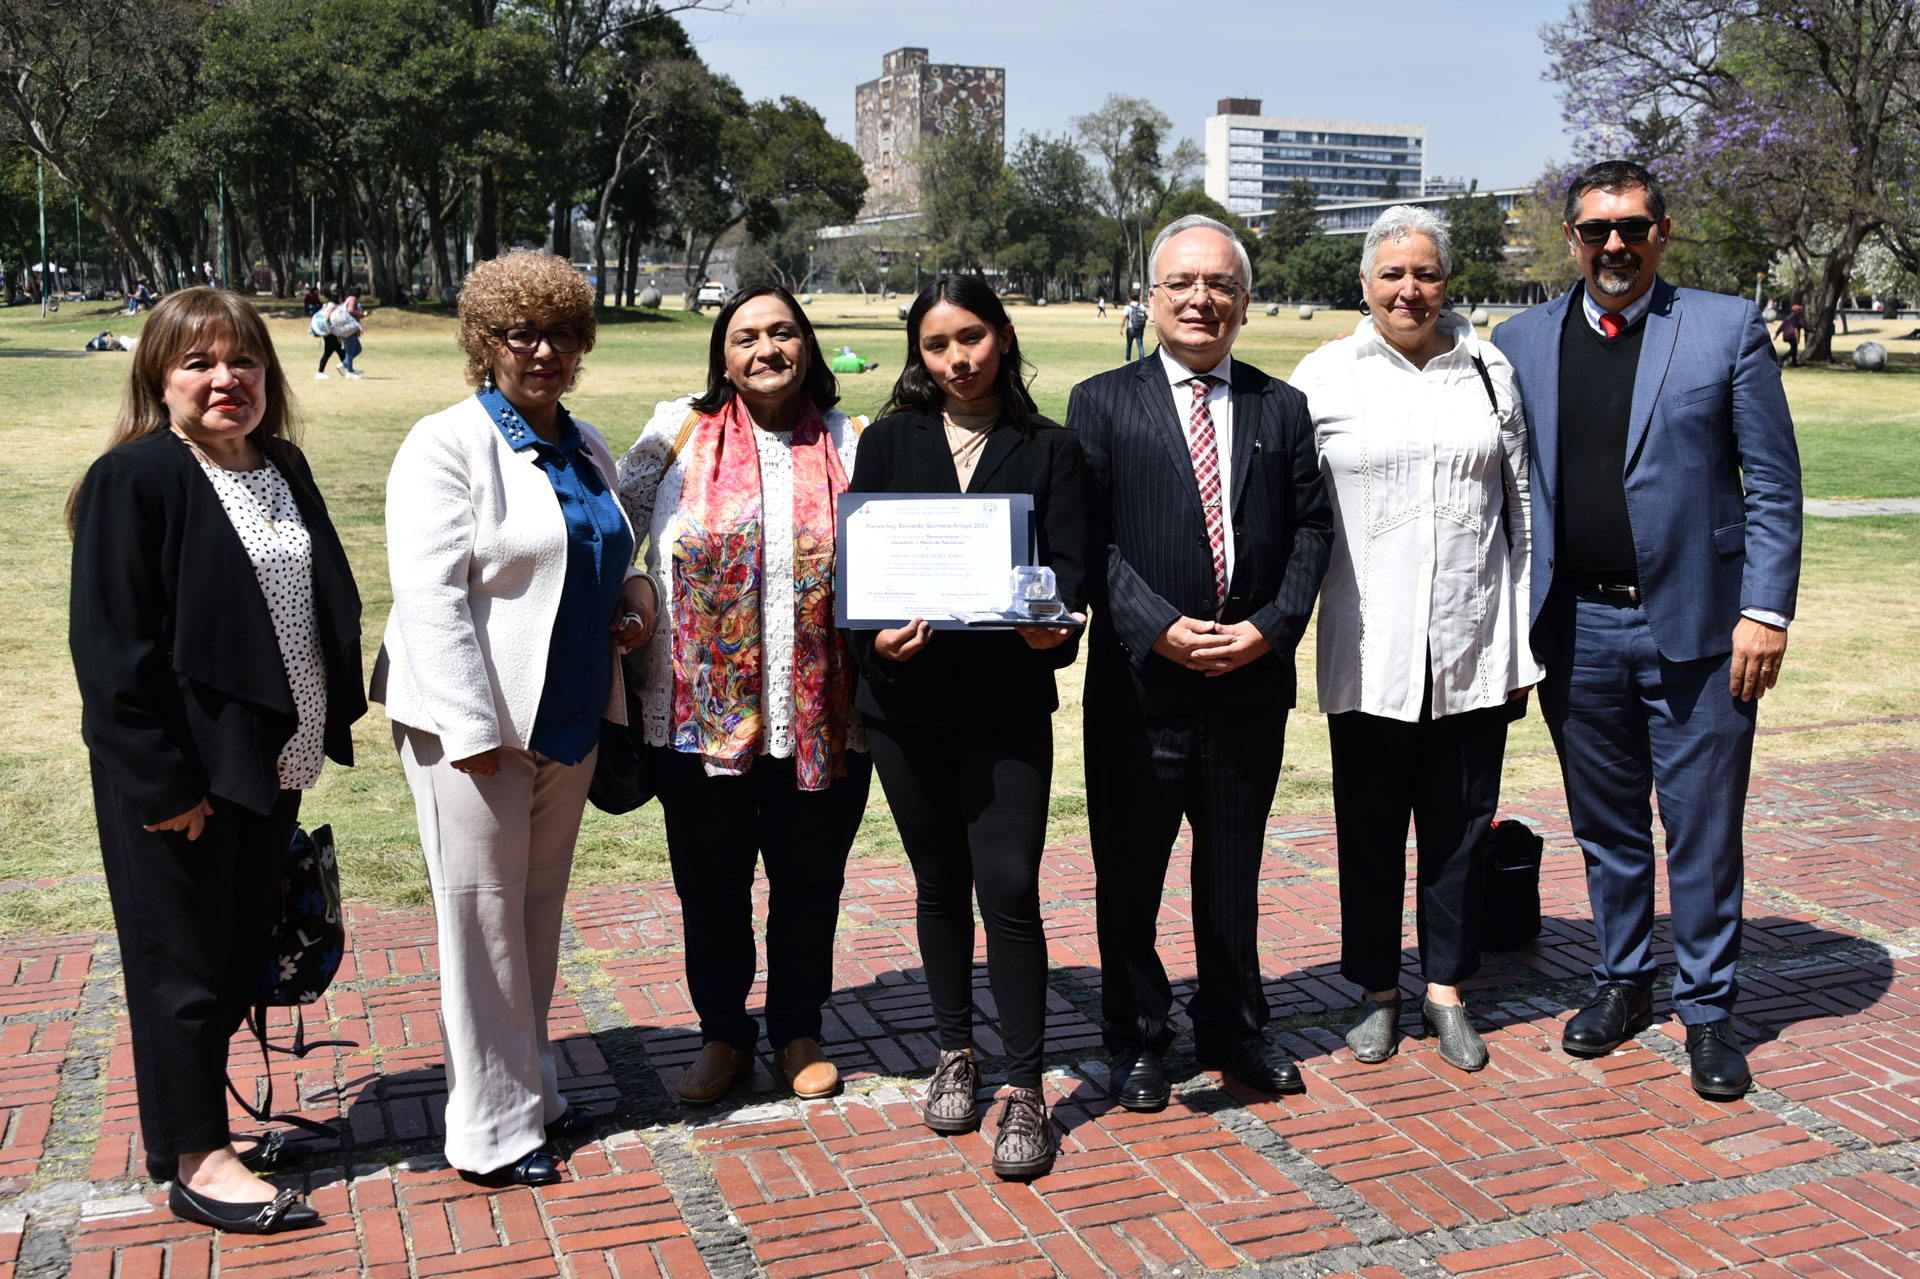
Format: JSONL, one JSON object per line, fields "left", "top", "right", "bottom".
{"left": 1149, "top": 214, "right": 1254, "bottom": 288}
{"left": 1361, "top": 204, "right": 1452, "bottom": 278}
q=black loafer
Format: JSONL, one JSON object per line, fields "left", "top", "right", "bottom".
{"left": 168, "top": 1183, "right": 319, "bottom": 1234}
{"left": 1562, "top": 983, "right": 1654, "bottom": 1057}
{"left": 458, "top": 1149, "right": 563, "bottom": 1189}
{"left": 1109, "top": 1048, "right": 1171, "bottom": 1112}
{"left": 1198, "top": 1036, "right": 1305, "bottom": 1095}
{"left": 1687, "top": 1021, "right": 1752, "bottom": 1099}
{"left": 546, "top": 1101, "right": 597, "bottom": 1137}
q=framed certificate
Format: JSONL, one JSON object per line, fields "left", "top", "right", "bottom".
{"left": 834, "top": 492, "right": 1034, "bottom": 629}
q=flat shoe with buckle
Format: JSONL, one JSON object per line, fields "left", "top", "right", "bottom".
{"left": 1687, "top": 1020, "right": 1752, "bottom": 1099}
{"left": 775, "top": 1037, "right": 840, "bottom": 1099}
{"left": 1562, "top": 982, "right": 1654, "bottom": 1057}
{"left": 546, "top": 1100, "right": 597, "bottom": 1137}
{"left": 458, "top": 1149, "right": 562, "bottom": 1189}
{"left": 678, "top": 1041, "right": 752, "bottom": 1105}
{"left": 168, "top": 1183, "right": 319, "bottom": 1234}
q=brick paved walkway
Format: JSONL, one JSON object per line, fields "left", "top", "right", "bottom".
{"left": 3, "top": 750, "right": 1918, "bottom": 1279}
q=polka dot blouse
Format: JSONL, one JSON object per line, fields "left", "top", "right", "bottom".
{"left": 189, "top": 449, "right": 328, "bottom": 789}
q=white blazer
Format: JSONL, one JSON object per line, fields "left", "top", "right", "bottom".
{"left": 371, "top": 394, "right": 637, "bottom": 759}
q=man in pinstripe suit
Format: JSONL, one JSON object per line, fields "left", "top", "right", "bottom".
{"left": 1071, "top": 215, "right": 1333, "bottom": 1111}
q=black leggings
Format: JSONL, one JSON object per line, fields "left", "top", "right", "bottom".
{"left": 864, "top": 717, "right": 1052, "bottom": 1087}
{"left": 318, "top": 334, "right": 343, "bottom": 372}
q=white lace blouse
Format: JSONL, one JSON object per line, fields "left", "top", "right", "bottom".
{"left": 188, "top": 450, "right": 328, "bottom": 788}
{"left": 614, "top": 397, "right": 866, "bottom": 756}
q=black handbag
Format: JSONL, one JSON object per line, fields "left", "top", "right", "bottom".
{"left": 227, "top": 823, "right": 356, "bottom": 1141}
{"left": 588, "top": 651, "right": 657, "bottom": 814}
{"left": 1481, "top": 818, "right": 1545, "bottom": 951}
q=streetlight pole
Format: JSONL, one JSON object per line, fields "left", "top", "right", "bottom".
{"left": 915, "top": 248, "right": 922, "bottom": 294}
{"left": 808, "top": 242, "right": 815, "bottom": 293}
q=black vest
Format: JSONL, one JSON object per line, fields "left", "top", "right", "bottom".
{"left": 1557, "top": 304, "right": 1644, "bottom": 580}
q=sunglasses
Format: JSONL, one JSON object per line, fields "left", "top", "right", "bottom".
{"left": 1571, "top": 218, "right": 1659, "bottom": 246}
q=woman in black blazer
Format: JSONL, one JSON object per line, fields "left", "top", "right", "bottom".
{"left": 847, "top": 276, "right": 1091, "bottom": 1179}
{"left": 68, "top": 289, "right": 364, "bottom": 1234}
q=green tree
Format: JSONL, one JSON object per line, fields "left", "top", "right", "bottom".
{"left": 1259, "top": 179, "right": 1323, "bottom": 296}
{"left": 916, "top": 105, "right": 1007, "bottom": 273}
{"left": 1286, "top": 234, "right": 1363, "bottom": 305}
{"left": 1442, "top": 188, "right": 1510, "bottom": 302}
{"left": 1003, "top": 132, "right": 1097, "bottom": 299}
{"left": 1073, "top": 95, "right": 1173, "bottom": 299}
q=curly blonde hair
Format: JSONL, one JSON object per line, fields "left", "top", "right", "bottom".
{"left": 456, "top": 250, "right": 597, "bottom": 389}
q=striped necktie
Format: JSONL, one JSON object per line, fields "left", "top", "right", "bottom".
{"left": 1187, "top": 375, "right": 1227, "bottom": 612}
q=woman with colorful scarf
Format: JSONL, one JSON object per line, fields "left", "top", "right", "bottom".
{"left": 616, "top": 285, "right": 871, "bottom": 1106}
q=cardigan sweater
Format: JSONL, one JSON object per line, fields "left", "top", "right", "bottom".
{"left": 371, "top": 394, "right": 636, "bottom": 760}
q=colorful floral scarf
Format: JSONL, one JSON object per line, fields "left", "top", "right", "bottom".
{"left": 670, "top": 394, "right": 854, "bottom": 789}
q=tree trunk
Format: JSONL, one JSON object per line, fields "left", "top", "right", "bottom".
{"left": 425, "top": 182, "right": 453, "bottom": 303}
{"left": 552, "top": 200, "right": 571, "bottom": 260}
{"left": 475, "top": 166, "right": 498, "bottom": 262}
{"left": 1805, "top": 216, "right": 1871, "bottom": 363}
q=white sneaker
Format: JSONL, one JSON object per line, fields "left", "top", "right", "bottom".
{"left": 343, "top": 370, "right": 362, "bottom": 380}
{"left": 315, "top": 372, "right": 330, "bottom": 380}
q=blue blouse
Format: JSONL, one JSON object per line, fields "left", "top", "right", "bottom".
{"left": 481, "top": 389, "right": 635, "bottom": 766}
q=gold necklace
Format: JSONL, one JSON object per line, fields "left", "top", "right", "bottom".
{"left": 174, "top": 428, "right": 281, "bottom": 535}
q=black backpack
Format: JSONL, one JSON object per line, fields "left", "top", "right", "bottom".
{"left": 226, "top": 824, "right": 355, "bottom": 1140}
{"left": 1480, "top": 819, "right": 1545, "bottom": 951}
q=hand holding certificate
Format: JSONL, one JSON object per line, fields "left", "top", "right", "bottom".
{"left": 835, "top": 493, "right": 1081, "bottom": 630}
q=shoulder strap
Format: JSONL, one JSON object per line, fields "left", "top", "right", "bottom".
{"left": 1470, "top": 354, "right": 1498, "bottom": 412}
{"left": 665, "top": 407, "right": 701, "bottom": 466}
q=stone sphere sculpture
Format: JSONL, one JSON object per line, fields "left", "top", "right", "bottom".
{"left": 1266, "top": 303, "right": 1280, "bottom": 316}
{"left": 1853, "top": 341, "right": 1889, "bottom": 371}
{"left": 799, "top": 293, "right": 812, "bottom": 305}
{"left": 1470, "top": 307, "right": 1491, "bottom": 327}
{"left": 1034, "top": 296, "right": 1048, "bottom": 307}
{"left": 1298, "top": 305, "right": 1315, "bottom": 320}
{"left": 897, "top": 301, "right": 912, "bottom": 321}
{"left": 1763, "top": 306, "right": 1779, "bottom": 323}
{"left": 638, "top": 286, "right": 662, "bottom": 309}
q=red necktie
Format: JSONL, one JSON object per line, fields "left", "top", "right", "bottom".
{"left": 1599, "top": 312, "right": 1623, "bottom": 339}
{"left": 1187, "top": 376, "right": 1228, "bottom": 613}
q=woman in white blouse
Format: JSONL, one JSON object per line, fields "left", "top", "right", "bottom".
{"left": 69, "top": 289, "right": 364, "bottom": 1233}
{"left": 616, "top": 284, "right": 871, "bottom": 1107}
{"left": 1291, "top": 206, "right": 1544, "bottom": 1073}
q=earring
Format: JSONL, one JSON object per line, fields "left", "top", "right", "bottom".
{"left": 483, "top": 368, "right": 496, "bottom": 392}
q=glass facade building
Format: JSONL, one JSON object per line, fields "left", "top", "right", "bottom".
{"left": 1204, "top": 100, "right": 1426, "bottom": 216}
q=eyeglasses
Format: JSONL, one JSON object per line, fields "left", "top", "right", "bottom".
{"left": 493, "top": 326, "right": 583, "bottom": 354}
{"left": 1153, "top": 276, "right": 1244, "bottom": 303}
{"left": 1571, "top": 218, "right": 1658, "bottom": 247}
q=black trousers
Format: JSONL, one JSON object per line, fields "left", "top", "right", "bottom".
{"left": 317, "top": 334, "right": 343, "bottom": 372}
{"left": 1086, "top": 707, "right": 1286, "bottom": 1054}
{"left": 655, "top": 749, "right": 872, "bottom": 1052}
{"left": 864, "top": 717, "right": 1052, "bottom": 1088}
{"left": 93, "top": 759, "right": 300, "bottom": 1161}
{"left": 1327, "top": 699, "right": 1510, "bottom": 993}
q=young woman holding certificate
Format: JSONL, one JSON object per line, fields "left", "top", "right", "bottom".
{"left": 847, "top": 275, "right": 1092, "bottom": 1179}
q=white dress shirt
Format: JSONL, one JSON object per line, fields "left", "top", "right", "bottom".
{"left": 1293, "top": 312, "right": 1545, "bottom": 721}
{"left": 1158, "top": 346, "right": 1237, "bottom": 595}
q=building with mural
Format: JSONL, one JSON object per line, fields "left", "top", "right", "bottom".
{"left": 854, "top": 48, "right": 1005, "bottom": 220}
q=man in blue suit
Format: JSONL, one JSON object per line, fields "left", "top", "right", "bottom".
{"left": 1491, "top": 161, "right": 1801, "bottom": 1099}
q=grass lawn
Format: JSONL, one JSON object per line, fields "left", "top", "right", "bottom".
{"left": 2, "top": 294, "right": 1916, "bottom": 936}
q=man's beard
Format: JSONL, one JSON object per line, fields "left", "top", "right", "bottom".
{"left": 1593, "top": 253, "right": 1641, "bottom": 297}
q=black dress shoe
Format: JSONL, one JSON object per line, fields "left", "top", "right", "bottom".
{"left": 1687, "top": 1021, "right": 1752, "bottom": 1099}
{"left": 1109, "top": 1048, "right": 1170, "bottom": 1112}
{"left": 1198, "top": 1036, "right": 1305, "bottom": 1095}
{"left": 168, "top": 1183, "right": 319, "bottom": 1234}
{"left": 546, "top": 1101, "right": 597, "bottom": 1137}
{"left": 1562, "top": 983, "right": 1654, "bottom": 1057}
{"left": 458, "top": 1149, "right": 563, "bottom": 1189}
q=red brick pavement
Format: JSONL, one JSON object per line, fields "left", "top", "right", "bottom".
{"left": 3, "top": 751, "right": 1918, "bottom": 1278}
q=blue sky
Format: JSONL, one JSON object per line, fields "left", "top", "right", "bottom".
{"left": 677, "top": 0, "right": 1578, "bottom": 190}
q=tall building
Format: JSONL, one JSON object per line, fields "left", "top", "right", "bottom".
{"left": 854, "top": 48, "right": 1005, "bottom": 220}
{"left": 1204, "top": 99, "right": 1426, "bottom": 217}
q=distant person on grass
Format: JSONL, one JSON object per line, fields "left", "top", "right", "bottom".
{"left": 374, "top": 251, "right": 652, "bottom": 1189}
{"left": 1491, "top": 160, "right": 1802, "bottom": 1101}
{"left": 1776, "top": 302, "right": 1805, "bottom": 367}
{"left": 1292, "top": 205, "right": 1542, "bottom": 1075}
{"left": 68, "top": 287, "right": 365, "bottom": 1235}
{"left": 1122, "top": 293, "right": 1148, "bottom": 361}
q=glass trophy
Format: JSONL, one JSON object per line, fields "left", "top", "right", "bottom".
{"left": 1008, "top": 565, "right": 1065, "bottom": 620}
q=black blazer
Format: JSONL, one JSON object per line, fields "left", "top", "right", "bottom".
{"left": 70, "top": 430, "right": 366, "bottom": 824}
{"left": 845, "top": 408, "right": 1093, "bottom": 726}
{"left": 1069, "top": 353, "right": 1332, "bottom": 722}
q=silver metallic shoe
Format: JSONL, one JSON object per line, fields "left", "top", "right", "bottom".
{"left": 1345, "top": 996, "right": 1402, "bottom": 1063}
{"left": 1419, "top": 995, "right": 1489, "bottom": 1072}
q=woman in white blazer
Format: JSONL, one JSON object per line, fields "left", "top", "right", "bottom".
{"left": 1291, "top": 207, "right": 1544, "bottom": 1075}
{"left": 373, "top": 252, "right": 653, "bottom": 1187}
{"left": 615, "top": 285, "right": 870, "bottom": 1109}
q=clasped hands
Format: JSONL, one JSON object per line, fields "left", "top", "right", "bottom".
{"left": 1152, "top": 616, "right": 1270, "bottom": 675}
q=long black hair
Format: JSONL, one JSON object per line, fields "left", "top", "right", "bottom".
{"left": 881, "top": 275, "right": 1041, "bottom": 434}
{"left": 688, "top": 283, "right": 840, "bottom": 416}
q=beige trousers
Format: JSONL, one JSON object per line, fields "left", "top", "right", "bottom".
{"left": 396, "top": 725, "right": 595, "bottom": 1173}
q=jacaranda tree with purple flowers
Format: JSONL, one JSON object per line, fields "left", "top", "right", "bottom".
{"left": 1543, "top": 0, "right": 1920, "bottom": 360}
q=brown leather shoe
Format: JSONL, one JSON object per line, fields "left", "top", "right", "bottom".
{"left": 776, "top": 1037, "right": 840, "bottom": 1099}
{"left": 678, "top": 1041, "right": 751, "bottom": 1105}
